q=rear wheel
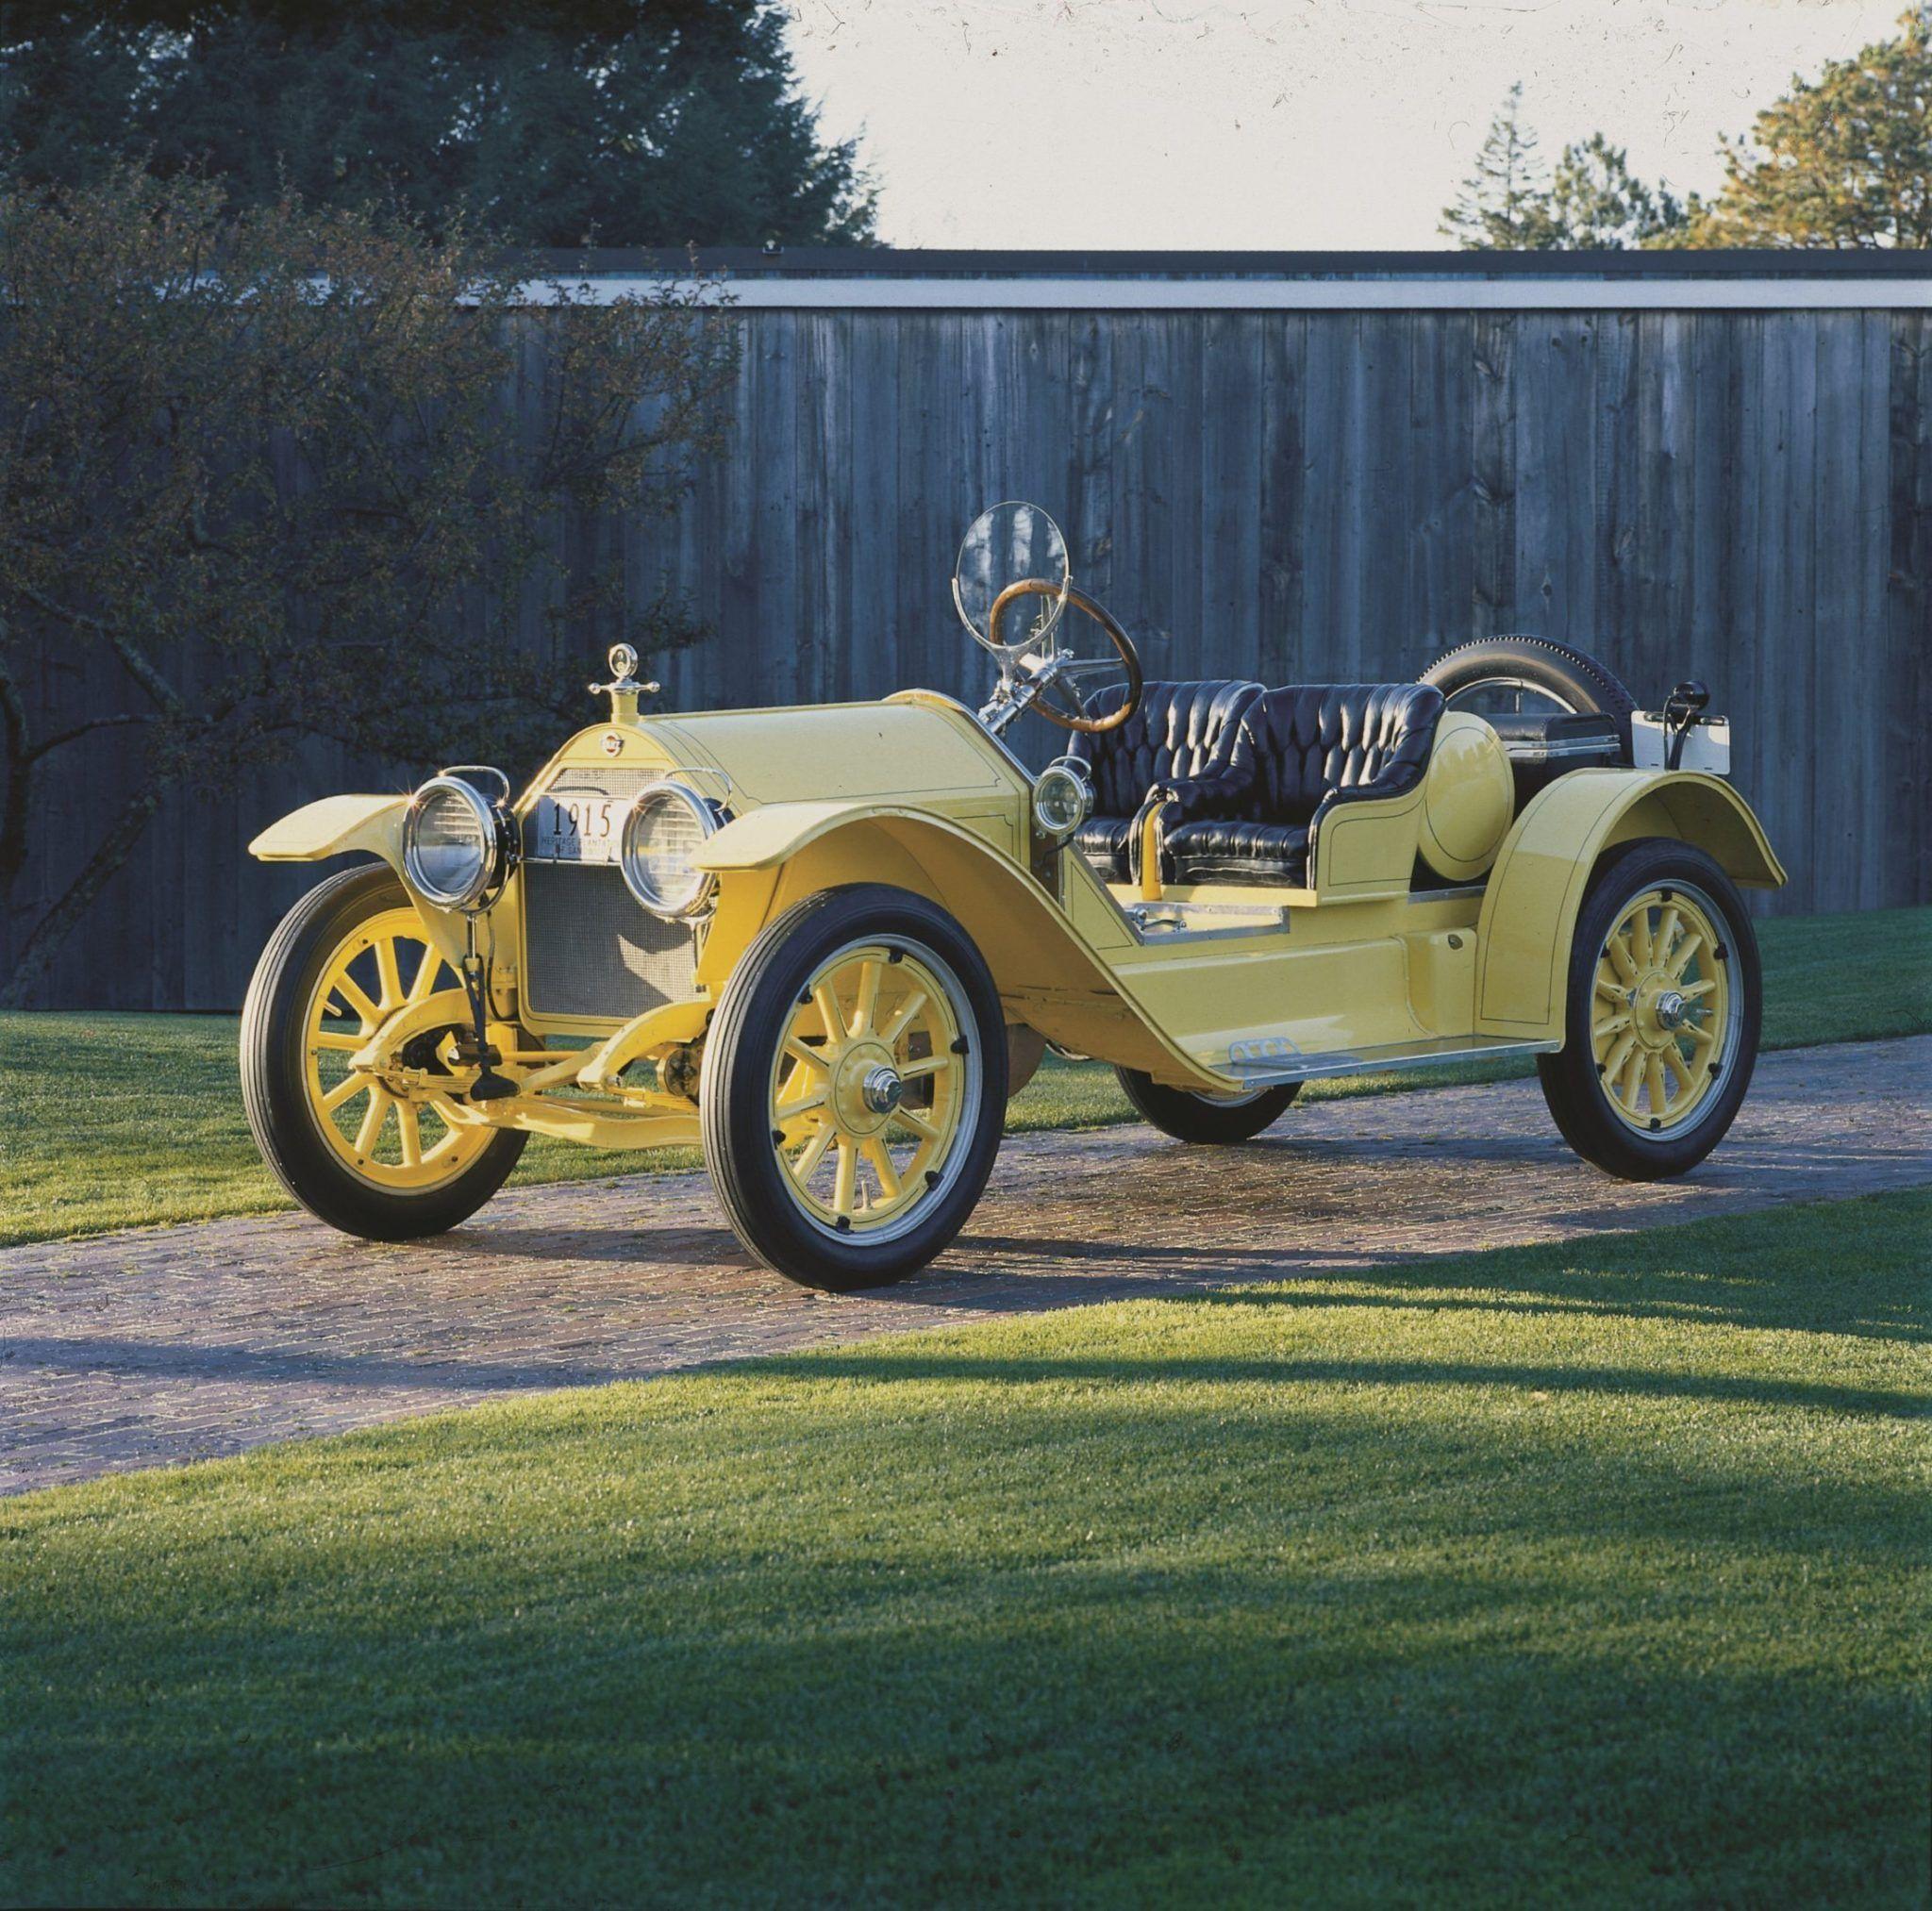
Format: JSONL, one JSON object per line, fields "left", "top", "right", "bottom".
{"left": 1115, "top": 1068, "right": 1300, "bottom": 1144}
{"left": 1538, "top": 839, "right": 1760, "bottom": 1180}
{"left": 240, "top": 864, "right": 525, "bottom": 1239}
{"left": 700, "top": 885, "right": 1008, "bottom": 1290}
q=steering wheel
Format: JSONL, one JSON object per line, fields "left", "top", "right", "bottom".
{"left": 986, "top": 578, "right": 1144, "bottom": 735}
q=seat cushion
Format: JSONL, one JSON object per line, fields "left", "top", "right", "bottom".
{"left": 1165, "top": 819, "right": 1310, "bottom": 887}
{"left": 1074, "top": 813, "right": 1134, "bottom": 883}
{"left": 1074, "top": 680, "right": 1263, "bottom": 820}
{"left": 1227, "top": 683, "right": 1444, "bottom": 823}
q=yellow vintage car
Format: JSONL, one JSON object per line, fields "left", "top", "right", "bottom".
{"left": 242, "top": 502, "right": 1785, "bottom": 1288}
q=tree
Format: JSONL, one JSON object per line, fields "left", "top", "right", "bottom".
{"left": 1440, "top": 82, "right": 1562, "bottom": 249}
{"left": 1669, "top": 5, "right": 1931, "bottom": 247}
{"left": 0, "top": 2, "right": 874, "bottom": 248}
{"left": 1442, "top": 88, "right": 1690, "bottom": 249}
{"left": 1445, "top": 10, "right": 1930, "bottom": 251}
{"left": 0, "top": 166, "right": 739, "bottom": 1006}
{"left": 1547, "top": 134, "right": 1688, "bottom": 250}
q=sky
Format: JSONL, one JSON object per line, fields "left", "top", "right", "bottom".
{"left": 782, "top": 0, "right": 1908, "bottom": 249}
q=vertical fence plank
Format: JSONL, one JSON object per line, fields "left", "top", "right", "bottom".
{"left": 1200, "top": 311, "right": 1264, "bottom": 679}
{"left": 1888, "top": 314, "right": 1931, "bottom": 908}
{"left": 1405, "top": 310, "right": 1474, "bottom": 668}
{"left": 1472, "top": 311, "right": 1517, "bottom": 640}
{"left": 1257, "top": 311, "right": 1307, "bottom": 685}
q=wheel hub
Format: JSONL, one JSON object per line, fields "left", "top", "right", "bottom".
{"left": 1630, "top": 972, "right": 1703, "bottom": 1047}
{"left": 1589, "top": 884, "right": 1733, "bottom": 1137}
{"left": 831, "top": 1039, "right": 901, "bottom": 1135}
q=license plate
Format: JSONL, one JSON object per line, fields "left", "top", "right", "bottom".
{"left": 529, "top": 789, "right": 625, "bottom": 864}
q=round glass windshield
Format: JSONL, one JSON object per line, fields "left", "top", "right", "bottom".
{"left": 953, "top": 501, "right": 1071, "bottom": 658}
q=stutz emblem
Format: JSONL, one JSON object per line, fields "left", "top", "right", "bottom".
{"left": 602, "top": 732, "right": 625, "bottom": 756}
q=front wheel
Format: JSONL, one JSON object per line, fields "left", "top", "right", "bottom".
{"left": 700, "top": 885, "right": 1009, "bottom": 1290}
{"left": 1115, "top": 1068, "right": 1300, "bottom": 1143}
{"left": 240, "top": 863, "right": 526, "bottom": 1239}
{"left": 1538, "top": 839, "right": 1760, "bottom": 1180}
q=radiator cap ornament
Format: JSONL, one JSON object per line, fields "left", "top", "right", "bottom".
{"left": 588, "top": 643, "right": 660, "bottom": 722}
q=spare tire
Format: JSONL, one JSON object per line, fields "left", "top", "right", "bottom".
{"left": 1422, "top": 636, "right": 1638, "bottom": 758}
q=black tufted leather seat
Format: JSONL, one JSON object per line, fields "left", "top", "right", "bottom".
{"left": 1152, "top": 682, "right": 1445, "bottom": 887}
{"left": 1068, "top": 679, "right": 1263, "bottom": 881}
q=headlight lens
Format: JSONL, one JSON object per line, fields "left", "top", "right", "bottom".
{"left": 621, "top": 781, "right": 720, "bottom": 920}
{"left": 1033, "top": 758, "right": 1093, "bottom": 840}
{"left": 402, "top": 775, "right": 502, "bottom": 910}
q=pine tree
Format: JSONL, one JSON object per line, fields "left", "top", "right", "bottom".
{"left": 1442, "top": 91, "right": 1691, "bottom": 249}
{"left": 1439, "top": 83, "right": 1562, "bottom": 249}
{"left": 1547, "top": 135, "right": 1689, "bottom": 248}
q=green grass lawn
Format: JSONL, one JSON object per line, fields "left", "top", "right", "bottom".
{"left": 3, "top": 1190, "right": 1925, "bottom": 1905}
{"left": 2, "top": 904, "right": 1926, "bottom": 1249}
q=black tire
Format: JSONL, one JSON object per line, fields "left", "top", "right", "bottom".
{"left": 700, "top": 884, "right": 1009, "bottom": 1290}
{"left": 1115, "top": 1068, "right": 1300, "bottom": 1144}
{"left": 240, "top": 863, "right": 526, "bottom": 1239}
{"left": 1422, "top": 636, "right": 1639, "bottom": 756}
{"left": 1537, "top": 839, "right": 1761, "bottom": 1181}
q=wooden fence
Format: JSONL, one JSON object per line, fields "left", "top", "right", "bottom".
{"left": 7, "top": 258, "right": 1929, "bottom": 1009}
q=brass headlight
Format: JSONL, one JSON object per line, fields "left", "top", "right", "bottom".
{"left": 402, "top": 774, "right": 507, "bottom": 911}
{"left": 620, "top": 780, "right": 721, "bottom": 920}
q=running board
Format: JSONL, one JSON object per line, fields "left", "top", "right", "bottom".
{"left": 1216, "top": 1033, "right": 1560, "bottom": 1087}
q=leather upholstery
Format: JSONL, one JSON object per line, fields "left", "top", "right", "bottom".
{"left": 1073, "top": 812, "right": 1134, "bottom": 883}
{"left": 1069, "top": 679, "right": 1261, "bottom": 882}
{"left": 1072, "top": 679, "right": 1264, "bottom": 816}
{"left": 1150, "top": 682, "right": 1445, "bottom": 888}
{"left": 1224, "top": 683, "right": 1445, "bottom": 820}
{"left": 1165, "top": 818, "right": 1311, "bottom": 886}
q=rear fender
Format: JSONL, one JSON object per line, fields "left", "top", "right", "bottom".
{"left": 695, "top": 800, "right": 1226, "bottom": 1088}
{"left": 1474, "top": 770, "right": 1785, "bottom": 1040}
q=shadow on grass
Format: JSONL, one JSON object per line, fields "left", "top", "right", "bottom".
{"left": 8, "top": 1394, "right": 1928, "bottom": 1905}
{"left": 773, "top": 1346, "right": 1925, "bottom": 1421}
{"left": 8, "top": 1329, "right": 1924, "bottom": 1420}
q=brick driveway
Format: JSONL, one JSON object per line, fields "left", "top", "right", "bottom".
{"left": 4, "top": 1035, "right": 1927, "bottom": 1496}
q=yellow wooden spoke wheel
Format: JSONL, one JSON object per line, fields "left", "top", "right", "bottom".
{"left": 303, "top": 904, "right": 497, "bottom": 1191}
{"left": 701, "top": 885, "right": 1008, "bottom": 1290}
{"left": 1537, "top": 842, "right": 1760, "bottom": 1184}
{"left": 768, "top": 941, "right": 972, "bottom": 1237}
{"left": 1588, "top": 883, "right": 1734, "bottom": 1135}
{"left": 242, "top": 866, "right": 526, "bottom": 1239}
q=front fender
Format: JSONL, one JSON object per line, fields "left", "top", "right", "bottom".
{"left": 249, "top": 795, "right": 407, "bottom": 868}
{"left": 695, "top": 800, "right": 1228, "bottom": 1091}
{"left": 1474, "top": 770, "right": 1786, "bottom": 1040}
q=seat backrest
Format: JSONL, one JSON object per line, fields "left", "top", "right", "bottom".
{"left": 1073, "top": 679, "right": 1262, "bottom": 816}
{"left": 1229, "top": 684, "right": 1445, "bottom": 823}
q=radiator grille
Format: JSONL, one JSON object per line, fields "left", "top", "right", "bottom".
{"left": 521, "top": 861, "right": 698, "bottom": 1021}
